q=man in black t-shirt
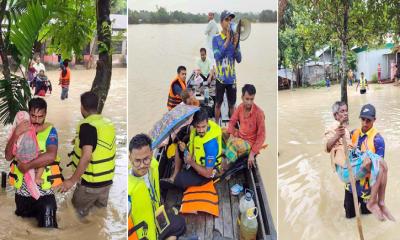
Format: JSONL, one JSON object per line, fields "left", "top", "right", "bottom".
{"left": 60, "top": 92, "right": 116, "bottom": 216}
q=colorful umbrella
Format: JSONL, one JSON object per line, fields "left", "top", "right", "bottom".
{"left": 149, "top": 104, "right": 200, "bottom": 149}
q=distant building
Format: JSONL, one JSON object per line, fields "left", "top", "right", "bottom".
{"left": 302, "top": 46, "right": 333, "bottom": 85}
{"left": 353, "top": 43, "right": 396, "bottom": 81}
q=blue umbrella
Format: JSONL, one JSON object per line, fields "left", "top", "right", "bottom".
{"left": 149, "top": 104, "right": 200, "bottom": 150}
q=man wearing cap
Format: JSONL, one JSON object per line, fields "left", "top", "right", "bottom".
{"left": 344, "top": 104, "right": 394, "bottom": 221}
{"left": 212, "top": 10, "right": 242, "bottom": 124}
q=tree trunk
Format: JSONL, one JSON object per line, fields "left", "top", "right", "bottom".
{"left": 0, "top": 0, "right": 11, "bottom": 80}
{"left": 340, "top": 2, "right": 349, "bottom": 106}
{"left": 91, "top": 0, "right": 112, "bottom": 113}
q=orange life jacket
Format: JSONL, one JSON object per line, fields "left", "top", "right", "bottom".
{"left": 167, "top": 76, "right": 186, "bottom": 110}
{"left": 180, "top": 181, "right": 219, "bottom": 216}
{"left": 60, "top": 67, "right": 71, "bottom": 87}
{"left": 351, "top": 128, "right": 378, "bottom": 153}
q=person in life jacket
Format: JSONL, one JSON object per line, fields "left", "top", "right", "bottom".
{"left": 59, "top": 91, "right": 116, "bottom": 217}
{"left": 356, "top": 72, "right": 368, "bottom": 94}
{"left": 348, "top": 104, "right": 394, "bottom": 221}
{"left": 167, "top": 108, "right": 222, "bottom": 190}
{"left": 5, "top": 98, "right": 62, "bottom": 228}
{"left": 128, "top": 134, "right": 186, "bottom": 240}
{"left": 59, "top": 60, "right": 71, "bottom": 100}
{"left": 167, "top": 65, "right": 187, "bottom": 110}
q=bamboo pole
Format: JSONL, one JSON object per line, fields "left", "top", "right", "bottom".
{"left": 341, "top": 122, "right": 364, "bottom": 240}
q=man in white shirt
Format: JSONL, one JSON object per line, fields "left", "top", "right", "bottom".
{"left": 204, "top": 12, "right": 219, "bottom": 62}
{"left": 196, "top": 48, "right": 214, "bottom": 84}
{"left": 33, "top": 56, "right": 46, "bottom": 77}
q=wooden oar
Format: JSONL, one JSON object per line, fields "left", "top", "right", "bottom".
{"left": 341, "top": 122, "right": 364, "bottom": 240}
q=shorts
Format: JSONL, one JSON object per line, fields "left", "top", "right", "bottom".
{"left": 174, "top": 168, "right": 209, "bottom": 190}
{"left": 159, "top": 213, "right": 186, "bottom": 240}
{"left": 360, "top": 89, "right": 366, "bottom": 94}
{"left": 15, "top": 193, "right": 58, "bottom": 228}
{"left": 215, "top": 81, "right": 236, "bottom": 106}
{"left": 344, "top": 189, "right": 371, "bottom": 218}
{"left": 72, "top": 183, "right": 112, "bottom": 217}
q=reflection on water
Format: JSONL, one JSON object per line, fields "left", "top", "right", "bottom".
{"left": 279, "top": 84, "right": 400, "bottom": 240}
{"left": 0, "top": 68, "right": 127, "bottom": 240}
{"left": 128, "top": 23, "right": 277, "bottom": 224}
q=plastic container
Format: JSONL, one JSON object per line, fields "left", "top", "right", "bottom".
{"left": 240, "top": 207, "right": 258, "bottom": 240}
{"left": 239, "top": 189, "right": 255, "bottom": 215}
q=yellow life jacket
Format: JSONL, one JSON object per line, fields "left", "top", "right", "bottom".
{"left": 70, "top": 114, "right": 116, "bottom": 183}
{"left": 188, "top": 120, "right": 222, "bottom": 167}
{"left": 9, "top": 124, "right": 63, "bottom": 190}
{"left": 360, "top": 77, "right": 367, "bottom": 90}
{"left": 128, "top": 158, "right": 160, "bottom": 240}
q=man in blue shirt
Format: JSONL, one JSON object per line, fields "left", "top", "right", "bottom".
{"left": 172, "top": 109, "right": 222, "bottom": 190}
{"left": 212, "top": 10, "right": 242, "bottom": 124}
{"left": 345, "top": 104, "right": 394, "bottom": 221}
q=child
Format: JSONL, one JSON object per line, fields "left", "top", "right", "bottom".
{"left": 59, "top": 61, "right": 71, "bottom": 100}
{"left": 10, "top": 111, "right": 45, "bottom": 200}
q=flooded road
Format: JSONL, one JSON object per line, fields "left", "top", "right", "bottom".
{"left": 0, "top": 68, "right": 127, "bottom": 240}
{"left": 278, "top": 84, "right": 400, "bottom": 240}
{"left": 128, "top": 23, "right": 277, "bottom": 225}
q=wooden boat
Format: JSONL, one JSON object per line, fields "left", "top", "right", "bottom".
{"left": 155, "top": 146, "right": 276, "bottom": 240}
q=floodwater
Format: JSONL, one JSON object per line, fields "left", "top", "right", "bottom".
{"left": 0, "top": 68, "right": 127, "bottom": 240}
{"left": 128, "top": 23, "right": 277, "bottom": 226}
{"left": 278, "top": 84, "right": 400, "bottom": 240}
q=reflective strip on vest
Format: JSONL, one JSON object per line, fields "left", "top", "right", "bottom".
{"left": 129, "top": 159, "right": 160, "bottom": 240}
{"left": 360, "top": 77, "right": 367, "bottom": 90}
{"left": 189, "top": 120, "right": 222, "bottom": 167}
{"left": 180, "top": 181, "right": 219, "bottom": 216}
{"left": 71, "top": 114, "right": 116, "bottom": 183}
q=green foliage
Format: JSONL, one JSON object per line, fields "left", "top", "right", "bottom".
{"left": 111, "top": 0, "right": 126, "bottom": 14}
{"left": 10, "top": 0, "right": 61, "bottom": 68}
{"left": 259, "top": 10, "right": 277, "bottom": 22}
{"left": 41, "top": 0, "right": 96, "bottom": 60}
{"left": 0, "top": 74, "right": 31, "bottom": 124}
{"left": 128, "top": 7, "right": 276, "bottom": 24}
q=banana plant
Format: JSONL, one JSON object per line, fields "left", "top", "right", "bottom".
{"left": 0, "top": 0, "right": 62, "bottom": 124}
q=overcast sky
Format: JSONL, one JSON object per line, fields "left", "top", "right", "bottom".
{"left": 129, "top": 0, "right": 277, "bottom": 13}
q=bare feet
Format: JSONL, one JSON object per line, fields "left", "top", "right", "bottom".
{"left": 379, "top": 202, "right": 395, "bottom": 221}
{"left": 367, "top": 202, "right": 385, "bottom": 221}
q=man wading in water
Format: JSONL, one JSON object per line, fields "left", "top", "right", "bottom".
{"left": 325, "top": 102, "right": 394, "bottom": 221}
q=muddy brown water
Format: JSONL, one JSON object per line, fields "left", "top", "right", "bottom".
{"left": 128, "top": 23, "right": 277, "bottom": 226}
{"left": 0, "top": 68, "right": 127, "bottom": 240}
{"left": 279, "top": 84, "right": 400, "bottom": 240}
